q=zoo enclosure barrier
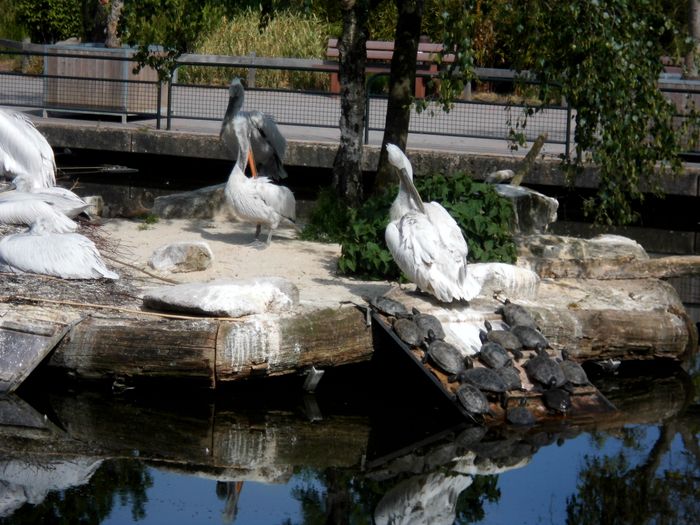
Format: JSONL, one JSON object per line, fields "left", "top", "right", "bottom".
{"left": 0, "top": 39, "right": 698, "bottom": 159}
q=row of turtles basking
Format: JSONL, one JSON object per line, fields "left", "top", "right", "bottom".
{"left": 369, "top": 296, "right": 592, "bottom": 425}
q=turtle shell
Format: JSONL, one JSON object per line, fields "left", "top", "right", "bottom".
{"left": 459, "top": 367, "right": 508, "bottom": 393}
{"left": 426, "top": 339, "right": 464, "bottom": 375}
{"left": 478, "top": 342, "right": 512, "bottom": 369}
{"left": 483, "top": 321, "right": 523, "bottom": 352}
{"left": 456, "top": 384, "right": 491, "bottom": 415}
{"left": 543, "top": 388, "right": 572, "bottom": 413}
{"left": 496, "top": 366, "right": 523, "bottom": 390}
{"left": 499, "top": 300, "right": 538, "bottom": 330}
{"left": 392, "top": 317, "right": 423, "bottom": 346}
{"left": 560, "top": 359, "right": 590, "bottom": 386}
{"left": 370, "top": 296, "right": 408, "bottom": 317}
{"left": 412, "top": 307, "right": 445, "bottom": 340}
{"left": 511, "top": 325, "right": 548, "bottom": 350}
{"left": 525, "top": 349, "right": 566, "bottom": 389}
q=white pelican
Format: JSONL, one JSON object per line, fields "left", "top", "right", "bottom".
{"left": 0, "top": 199, "right": 77, "bottom": 233}
{"left": 0, "top": 217, "right": 118, "bottom": 279}
{"left": 224, "top": 134, "right": 296, "bottom": 246}
{"left": 220, "top": 77, "right": 288, "bottom": 180}
{"left": 384, "top": 143, "right": 481, "bottom": 302}
{"left": 0, "top": 108, "right": 56, "bottom": 189}
{"left": 2, "top": 174, "right": 89, "bottom": 216}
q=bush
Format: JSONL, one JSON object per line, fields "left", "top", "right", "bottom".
{"left": 304, "top": 172, "right": 517, "bottom": 281}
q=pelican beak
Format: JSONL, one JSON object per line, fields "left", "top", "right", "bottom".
{"left": 396, "top": 166, "right": 425, "bottom": 214}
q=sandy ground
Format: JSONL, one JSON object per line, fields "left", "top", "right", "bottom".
{"left": 100, "top": 216, "right": 394, "bottom": 310}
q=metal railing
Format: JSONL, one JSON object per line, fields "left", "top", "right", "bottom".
{"left": 1, "top": 39, "right": 698, "bottom": 158}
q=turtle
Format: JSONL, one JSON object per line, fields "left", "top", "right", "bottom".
{"left": 369, "top": 295, "right": 409, "bottom": 318}
{"left": 483, "top": 320, "right": 523, "bottom": 358}
{"left": 511, "top": 325, "right": 549, "bottom": 350}
{"left": 496, "top": 365, "right": 523, "bottom": 391}
{"left": 559, "top": 349, "right": 590, "bottom": 388}
{"left": 542, "top": 388, "right": 572, "bottom": 414}
{"left": 524, "top": 347, "right": 567, "bottom": 389}
{"left": 477, "top": 331, "right": 512, "bottom": 368}
{"left": 411, "top": 307, "right": 446, "bottom": 340}
{"left": 457, "top": 367, "right": 508, "bottom": 394}
{"left": 392, "top": 317, "right": 423, "bottom": 347}
{"left": 455, "top": 383, "right": 492, "bottom": 417}
{"left": 506, "top": 405, "right": 536, "bottom": 426}
{"left": 422, "top": 329, "right": 466, "bottom": 378}
{"left": 497, "top": 299, "right": 538, "bottom": 330}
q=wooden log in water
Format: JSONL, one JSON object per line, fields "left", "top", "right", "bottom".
{"left": 215, "top": 306, "right": 373, "bottom": 383}
{"left": 46, "top": 305, "right": 372, "bottom": 386}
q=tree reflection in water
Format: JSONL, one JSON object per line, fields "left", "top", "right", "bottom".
{"left": 0, "top": 359, "right": 695, "bottom": 524}
{"left": 0, "top": 459, "right": 151, "bottom": 525}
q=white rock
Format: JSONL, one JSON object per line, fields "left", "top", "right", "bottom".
{"left": 148, "top": 241, "right": 213, "bottom": 273}
{"left": 469, "top": 262, "right": 540, "bottom": 301}
{"left": 142, "top": 277, "right": 299, "bottom": 317}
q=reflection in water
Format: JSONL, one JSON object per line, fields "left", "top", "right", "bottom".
{"left": 0, "top": 360, "right": 696, "bottom": 524}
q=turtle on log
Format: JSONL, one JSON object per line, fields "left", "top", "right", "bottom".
{"left": 525, "top": 347, "right": 567, "bottom": 389}
{"left": 497, "top": 299, "right": 539, "bottom": 330}
{"left": 423, "top": 329, "right": 468, "bottom": 379}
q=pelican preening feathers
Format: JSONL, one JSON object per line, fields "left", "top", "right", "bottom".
{"left": 385, "top": 143, "right": 481, "bottom": 303}
{"left": 221, "top": 78, "right": 296, "bottom": 246}
{"left": 220, "top": 77, "right": 288, "bottom": 181}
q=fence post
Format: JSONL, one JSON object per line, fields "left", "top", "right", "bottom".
{"left": 156, "top": 80, "right": 162, "bottom": 130}
{"left": 166, "top": 66, "right": 176, "bottom": 131}
{"left": 565, "top": 99, "right": 572, "bottom": 159}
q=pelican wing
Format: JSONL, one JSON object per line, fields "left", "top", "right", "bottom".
{"left": 0, "top": 109, "right": 56, "bottom": 188}
{"left": 0, "top": 231, "right": 117, "bottom": 279}
{"left": 252, "top": 178, "right": 296, "bottom": 221}
{"left": 0, "top": 187, "right": 89, "bottom": 218}
{"left": 424, "top": 202, "right": 469, "bottom": 259}
{"left": 0, "top": 199, "right": 77, "bottom": 232}
{"left": 255, "top": 112, "right": 287, "bottom": 160}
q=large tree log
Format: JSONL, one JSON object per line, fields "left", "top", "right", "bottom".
{"left": 47, "top": 305, "right": 373, "bottom": 386}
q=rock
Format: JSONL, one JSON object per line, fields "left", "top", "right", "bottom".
{"left": 469, "top": 262, "right": 540, "bottom": 301}
{"left": 153, "top": 183, "right": 227, "bottom": 219}
{"left": 142, "top": 277, "right": 299, "bottom": 318}
{"left": 517, "top": 234, "right": 653, "bottom": 279}
{"left": 148, "top": 241, "right": 213, "bottom": 273}
{"left": 82, "top": 196, "right": 103, "bottom": 217}
{"left": 494, "top": 184, "right": 558, "bottom": 234}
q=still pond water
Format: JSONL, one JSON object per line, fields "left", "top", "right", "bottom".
{"left": 0, "top": 354, "right": 697, "bottom": 525}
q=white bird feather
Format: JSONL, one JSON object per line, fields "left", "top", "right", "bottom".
{"left": 0, "top": 182, "right": 90, "bottom": 219}
{"left": 0, "top": 218, "right": 118, "bottom": 279}
{"left": 0, "top": 109, "right": 56, "bottom": 189}
{"left": 384, "top": 143, "right": 481, "bottom": 302}
{"left": 220, "top": 78, "right": 288, "bottom": 180}
{"left": 0, "top": 198, "right": 77, "bottom": 232}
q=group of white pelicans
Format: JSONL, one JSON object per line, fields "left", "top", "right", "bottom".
{"left": 0, "top": 78, "right": 483, "bottom": 304}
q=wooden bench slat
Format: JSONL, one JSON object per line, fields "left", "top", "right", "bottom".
{"left": 326, "top": 38, "right": 451, "bottom": 97}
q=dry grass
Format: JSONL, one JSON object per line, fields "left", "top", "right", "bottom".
{"left": 180, "top": 9, "right": 330, "bottom": 90}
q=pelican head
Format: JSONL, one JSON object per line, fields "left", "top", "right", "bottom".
{"left": 386, "top": 143, "right": 424, "bottom": 215}
{"left": 228, "top": 77, "right": 245, "bottom": 101}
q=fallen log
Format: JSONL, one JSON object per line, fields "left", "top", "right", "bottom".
{"left": 47, "top": 305, "right": 373, "bottom": 386}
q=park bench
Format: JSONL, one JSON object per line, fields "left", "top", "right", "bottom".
{"left": 326, "top": 38, "right": 452, "bottom": 98}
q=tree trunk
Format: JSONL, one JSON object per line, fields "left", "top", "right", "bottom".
{"left": 332, "top": 1, "right": 369, "bottom": 207}
{"left": 374, "top": 0, "right": 425, "bottom": 190}
{"left": 105, "top": 0, "right": 124, "bottom": 49}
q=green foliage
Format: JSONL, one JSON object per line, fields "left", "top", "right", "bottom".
{"left": 0, "top": 0, "right": 26, "bottom": 41}
{"left": 299, "top": 186, "right": 350, "bottom": 243}
{"left": 121, "top": 0, "right": 215, "bottom": 80}
{"left": 304, "top": 172, "right": 516, "bottom": 281}
{"left": 182, "top": 8, "right": 331, "bottom": 89}
{"left": 492, "top": 0, "right": 694, "bottom": 225}
{"left": 15, "top": 0, "right": 83, "bottom": 44}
